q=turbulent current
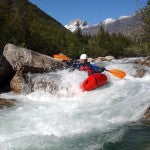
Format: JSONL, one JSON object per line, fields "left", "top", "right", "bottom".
{"left": 0, "top": 58, "right": 150, "bottom": 150}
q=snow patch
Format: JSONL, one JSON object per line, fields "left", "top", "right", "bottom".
{"left": 65, "top": 19, "right": 89, "bottom": 32}
{"left": 103, "top": 18, "right": 116, "bottom": 25}
{"left": 119, "top": 16, "right": 131, "bottom": 20}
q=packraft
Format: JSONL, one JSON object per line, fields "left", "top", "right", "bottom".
{"left": 80, "top": 73, "right": 107, "bottom": 92}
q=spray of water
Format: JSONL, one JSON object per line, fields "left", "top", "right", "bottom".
{"left": 0, "top": 59, "right": 150, "bottom": 149}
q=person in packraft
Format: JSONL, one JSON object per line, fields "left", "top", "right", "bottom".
{"left": 66, "top": 54, "right": 105, "bottom": 76}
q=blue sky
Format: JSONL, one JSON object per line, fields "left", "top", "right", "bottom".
{"left": 30, "top": 0, "right": 147, "bottom": 25}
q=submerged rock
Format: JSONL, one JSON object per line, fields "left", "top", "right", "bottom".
{"left": 0, "top": 98, "right": 17, "bottom": 108}
{"left": 134, "top": 68, "right": 147, "bottom": 78}
{"left": 30, "top": 78, "right": 58, "bottom": 94}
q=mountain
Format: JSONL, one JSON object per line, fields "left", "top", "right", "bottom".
{"left": 0, "top": 0, "right": 81, "bottom": 56}
{"left": 65, "top": 14, "right": 143, "bottom": 36}
{"left": 65, "top": 19, "right": 89, "bottom": 32}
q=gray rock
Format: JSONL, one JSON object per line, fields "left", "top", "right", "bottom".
{"left": 105, "top": 56, "right": 115, "bottom": 61}
{"left": 3, "top": 43, "right": 66, "bottom": 73}
{"left": 3, "top": 43, "right": 68, "bottom": 94}
{"left": 134, "top": 68, "right": 147, "bottom": 78}
{"left": 94, "top": 56, "right": 114, "bottom": 63}
{"left": 88, "top": 57, "right": 94, "bottom": 62}
{"left": 134, "top": 56, "right": 150, "bottom": 67}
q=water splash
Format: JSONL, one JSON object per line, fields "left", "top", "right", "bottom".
{"left": 0, "top": 59, "right": 150, "bottom": 149}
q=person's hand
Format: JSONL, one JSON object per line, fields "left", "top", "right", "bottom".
{"left": 101, "top": 67, "right": 106, "bottom": 72}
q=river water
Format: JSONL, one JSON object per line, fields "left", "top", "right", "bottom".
{"left": 0, "top": 59, "right": 150, "bottom": 150}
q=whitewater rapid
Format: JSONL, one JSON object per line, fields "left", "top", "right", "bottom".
{"left": 0, "top": 59, "right": 150, "bottom": 150}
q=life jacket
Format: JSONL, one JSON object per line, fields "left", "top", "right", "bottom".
{"left": 79, "top": 64, "right": 93, "bottom": 75}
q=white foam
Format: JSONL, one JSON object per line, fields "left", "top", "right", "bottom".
{"left": 0, "top": 59, "right": 150, "bottom": 148}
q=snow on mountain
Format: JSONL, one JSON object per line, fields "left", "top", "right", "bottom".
{"left": 65, "top": 15, "right": 132, "bottom": 32}
{"left": 81, "top": 13, "right": 141, "bottom": 36}
{"left": 103, "top": 18, "right": 116, "bottom": 25}
{"left": 118, "top": 16, "right": 131, "bottom": 20}
{"left": 65, "top": 19, "right": 89, "bottom": 32}
{"left": 65, "top": 15, "right": 139, "bottom": 36}
{"left": 102, "top": 16, "right": 131, "bottom": 25}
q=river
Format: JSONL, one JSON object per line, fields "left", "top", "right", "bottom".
{"left": 0, "top": 58, "right": 150, "bottom": 150}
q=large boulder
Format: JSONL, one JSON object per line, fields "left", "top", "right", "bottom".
{"left": 10, "top": 69, "right": 59, "bottom": 94}
{"left": 3, "top": 43, "right": 67, "bottom": 94}
{"left": 3, "top": 43, "right": 66, "bottom": 73}
{"left": 10, "top": 68, "right": 26, "bottom": 94}
{"left": 0, "top": 55, "right": 15, "bottom": 89}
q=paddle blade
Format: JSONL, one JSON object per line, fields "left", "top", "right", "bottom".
{"left": 108, "top": 69, "right": 126, "bottom": 79}
{"left": 53, "top": 54, "right": 71, "bottom": 61}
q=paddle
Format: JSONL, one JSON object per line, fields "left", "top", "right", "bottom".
{"left": 53, "top": 54, "right": 126, "bottom": 79}
{"left": 53, "top": 54, "right": 71, "bottom": 61}
{"left": 105, "top": 68, "right": 126, "bottom": 79}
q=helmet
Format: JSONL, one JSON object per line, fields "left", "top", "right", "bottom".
{"left": 80, "top": 54, "right": 88, "bottom": 60}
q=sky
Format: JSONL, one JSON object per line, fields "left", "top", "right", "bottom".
{"left": 30, "top": 0, "right": 147, "bottom": 26}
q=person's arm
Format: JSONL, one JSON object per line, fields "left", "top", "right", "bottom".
{"left": 89, "top": 63, "right": 105, "bottom": 73}
{"left": 64, "top": 60, "right": 80, "bottom": 70}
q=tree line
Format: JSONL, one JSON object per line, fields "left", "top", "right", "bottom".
{"left": 0, "top": 0, "right": 82, "bottom": 57}
{"left": 0, "top": 0, "right": 149, "bottom": 59}
{"left": 72, "top": 0, "right": 150, "bottom": 58}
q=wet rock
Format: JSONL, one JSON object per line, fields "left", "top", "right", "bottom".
{"left": 94, "top": 56, "right": 115, "bottom": 62}
{"left": 99, "top": 57, "right": 107, "bottom": 61}
{"left": 3, "top": 43, "right": 67, "bottom": 94}
{"left": 25, "top": 73, "right": 60, "bottom": 94}
{"left": 144, "top": 107, "right": 150, "bottom": 120}
{"left": 0, "top": 55, "right": 15, "bottom": 90}
{"left": 94, "top": 57, "right": 106, "bottom": 63}
{"left": 31, "top": 79, "right": 58, "bottom": 94}
{"left": 105, "top": 56, "right": 115, "bottom": 61}
{"left": 3, "top": 43, "right": 66, "bottom": 73}
{"left": 0, "top": 98, "right": 17, "bottom": 108}
{"left": 134, "top": 56, "right": 150, "bottom": 67}
{"left": 88, "top": 57, "right": 94, "bottom": 62}
{"left": 10, "top": 68, "right": 26, "bottom": 94}
{"left": 134, "top": 68, "right": 147, "bottom": 78}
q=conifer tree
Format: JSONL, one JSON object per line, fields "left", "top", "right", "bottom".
{"left": 143, "top": 0, "right": 150, "bottom": 43}
{"left": 96, "top": 24, "right": 113, "bottom": 56}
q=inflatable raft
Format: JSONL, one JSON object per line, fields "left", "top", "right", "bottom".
{"left": 80, "top": 73, "right": 107, "bottom": 92}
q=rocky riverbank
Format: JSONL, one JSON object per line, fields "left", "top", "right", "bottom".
{"left": 1, "top": 43, "right": 67, "bottom": 94}
{"left": 0, "top": 43, "right": 150, "bottom": 121}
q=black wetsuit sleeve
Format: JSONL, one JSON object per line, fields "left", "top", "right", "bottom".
{"left": 64, "top": 60, "right": 80, "bottom": 70}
